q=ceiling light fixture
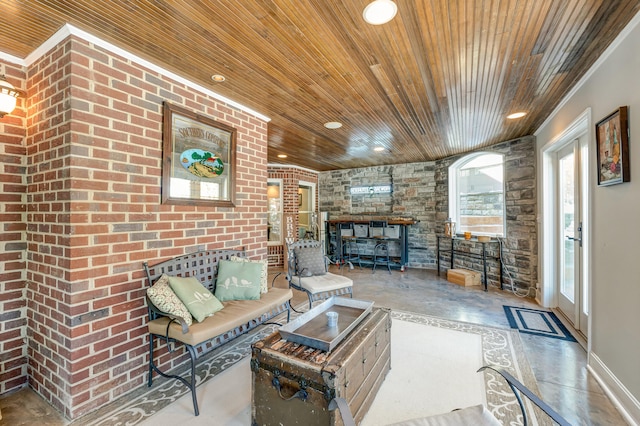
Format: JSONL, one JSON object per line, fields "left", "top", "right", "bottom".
{"left": 211, "top": 74, "right": 226, "bottom": 82}
{"left": 324, "top": 121, "right": 342, "bottom": 129}
{"left": 0, "top": 75, "right": 20, "bottom": 118}
{"left": 277, "top": 154, "right": 288, "bottom": 158}
{"left": 373, "top": 146, "right": 385, "bottom": 152}
{"left": 507, "top": 111, "right": 527, "bottom": 119}
{"left": 363, "top": 0, "right": 398, "bottom": 25}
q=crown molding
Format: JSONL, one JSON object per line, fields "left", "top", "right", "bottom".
{"left": 4, "top": 23, "right": 270, "bottom": 122}
{"left": 535, "top": 9, "right": 640, "bottom": 134}
{"left": 267, "top": 163, "right": 319, "bottom": 174}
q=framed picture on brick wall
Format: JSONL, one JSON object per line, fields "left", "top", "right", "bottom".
{"left": 162, "top": 102, "right": 237, "bottom": 206}
{"left": 596, "top": 106, "right": 629, "bottom": 186}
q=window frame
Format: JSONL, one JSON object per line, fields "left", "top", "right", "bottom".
{"left": 448, "top": 152, "right": 506, "bottom": 237}
{"left": 298, "top": 181, "right": 316, "bottom": 239}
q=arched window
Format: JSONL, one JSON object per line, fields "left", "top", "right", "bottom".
{"left": 449, "top": 152, "right": 505, "bottom": 237}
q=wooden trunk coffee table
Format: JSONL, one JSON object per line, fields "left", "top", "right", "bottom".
{"left": 251, "top": 302, "right": 391, "bottom": 425}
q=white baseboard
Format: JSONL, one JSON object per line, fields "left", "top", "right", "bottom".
{"left": 588, "top": 352, "right": 640, "bottom": 425}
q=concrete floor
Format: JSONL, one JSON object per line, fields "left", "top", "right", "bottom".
{"left": 0, "top": 266, "right": 627, "bottom": 425}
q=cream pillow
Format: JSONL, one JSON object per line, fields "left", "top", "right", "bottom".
{"left": 146, "top": 274, "right": 193, "bottom": 326}
{"left": 229, "top": 255, "right": 268, "bottom": 293}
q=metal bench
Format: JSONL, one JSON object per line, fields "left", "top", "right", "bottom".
{"left": 143, "top": 249, "right": 292, "bottom": 416}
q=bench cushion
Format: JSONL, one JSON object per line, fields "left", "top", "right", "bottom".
{"left": 148, "top": 287, "right": 292, "bottom": 347}
{"left": 297, "top": 272, "right": 353, "bottom": 294}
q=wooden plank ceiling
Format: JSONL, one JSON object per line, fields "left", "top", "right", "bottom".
{"left": 1, "top": 0, "right": 638, "bottom": 171}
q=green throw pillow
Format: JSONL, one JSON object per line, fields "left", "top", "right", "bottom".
{"left": 168, "top": 276, "right": 224, "bottom": 322}
{"left": 229, "top": 255, "right": 268, "bottom": 294}
{"left": 214, "top": 259, "right": 262, "bottom": 302}
{"left": 147, "top": 274, "right": 193, "bottom": 326}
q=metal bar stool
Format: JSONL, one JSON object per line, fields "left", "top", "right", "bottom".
{"left": 339, "top": 222, "right": 361, "bottom": 269}
{"left": 370, "top": 221, "right": 391, "bottom": 274}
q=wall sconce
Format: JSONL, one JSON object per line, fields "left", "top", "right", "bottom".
{"left": 0, "top": 75, "right": 21, "bottom": 118}
{"left": 363, "top": 0, "right": 398, "bottom": 25}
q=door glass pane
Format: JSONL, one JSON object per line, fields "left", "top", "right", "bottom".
{"left": 298, "top": 185, "right": 314, "bottom": 239}
{"left": 267, "top": 181, "right": 282, "bottom": 244}
{"left": 560, "top": 153, "right": 575, "bottom": 303}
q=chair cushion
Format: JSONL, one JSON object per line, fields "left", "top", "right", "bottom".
{"left": 297, "top": 272, "right": 353, "bottom": 294}
{"left": 214, "top": 259, "right": 262, "bottom": 302}
{"left": 229, "top": 255, "right": 268, "bottom": 294}
{"left": 168, "top": 276, "right": 224, "bottom": 323}
{"left": 294, "top": 246, "right": 327, "bottom": 276}
{"left": 147, "top": 274, "right": 193, "bottom": 326}
{"left": 388, "top": 405, "right": 501, "bottom": 426}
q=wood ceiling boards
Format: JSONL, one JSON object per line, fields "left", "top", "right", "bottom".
{"left": 1, "top": 0, "right": 638, "bottom": 171}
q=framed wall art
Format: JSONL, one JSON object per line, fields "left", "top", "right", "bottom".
{"left": 596, "top": 106, "right": 630, "bottom": 186}
{"left": 162, "top": 102, "right": 237, "bottom": 206}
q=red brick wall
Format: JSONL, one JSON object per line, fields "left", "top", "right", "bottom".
{"left": 0, "top": 61, "right": 27, "bottom": 396}
{"left": 19, "top": 35, "right": 268, "bottom": 419}
{"left": 267, "top": 166, "right": 318, "bottom": 267}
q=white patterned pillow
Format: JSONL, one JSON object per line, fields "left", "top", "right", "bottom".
{"left": 294, "top": 247, "right": 327, "bottom": 276}
{"left": 146, "top": 274, "right": 193, "bottom": 326}
{"left": 229, "top": 256, "right": 268, "bottom": 293}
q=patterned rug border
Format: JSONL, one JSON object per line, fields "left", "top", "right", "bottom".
{"left": 503, "top": 305, "right": 578, "bottom": 342}
{"left": 74, "top": 306, "right": 550, "bottom": 426}
{"left": 71, "top": 319, "right": 285, "bottom": 426}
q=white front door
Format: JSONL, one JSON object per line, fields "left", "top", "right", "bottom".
{"left": 556, "top": 136, "right": 588, "bottom": 336}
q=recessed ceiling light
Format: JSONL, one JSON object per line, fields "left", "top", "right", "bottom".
{"left": 211, "top": 74, "right": 226, "bottom": 82}
{"left": 324, "top": 121, "right": 342, "bottom": 129}
{"left": 277, "top": 154, "right": 287, "bottom": 158}
{"left": 507, "top": 111, "right": 527, "bottom": 119}
{"left": 363, "top": 0, "right": 398, "bottom": 25}
{"left": 373, "top": 146, "right": 385, "bottom": 152}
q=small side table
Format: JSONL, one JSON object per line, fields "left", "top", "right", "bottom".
{"left": 436, "top": 235, "right": 503, "bottom": 291}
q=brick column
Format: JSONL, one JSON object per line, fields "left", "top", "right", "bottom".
{"left": 20, "top": 35, "right": 269, "bottom": 418}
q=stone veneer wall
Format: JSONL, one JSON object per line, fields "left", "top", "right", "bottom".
{"left": 319, "top": 163, "right": 438, "bottom": 268}
{"left": 0, "top": 61, "right": 27, "bottom": 396}
{"left": 1, "top": 35, "right": 269, "bottom": 419}
{"left": 319, "top": 136, "right": 537, "bottom": 292}
{"left": 267, "top": 166, "right": 318, "bottom": 267}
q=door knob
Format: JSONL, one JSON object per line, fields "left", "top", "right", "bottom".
{"left": 565, "top": 222, "right": 583, "bottom": 247}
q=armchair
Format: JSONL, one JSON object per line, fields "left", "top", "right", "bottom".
{"left": 286, "top": 239, "right": 353, "bottom": 309}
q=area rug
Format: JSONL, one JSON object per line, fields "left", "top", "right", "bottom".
{"left": 370, "top": 312, "right": 552, "bottom": 426}
{"left": 73, "top": 309, "right": 550, "bottom": 426}
{"left": 362, "top": 318, "right": 485, "bottom": 425}
{"left": 504, "top": 305, "right": 577, "bottom": 342}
